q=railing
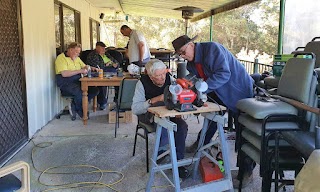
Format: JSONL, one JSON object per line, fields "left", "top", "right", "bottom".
{"left": 239, "top": 58, "right": 273, "bottom": 74}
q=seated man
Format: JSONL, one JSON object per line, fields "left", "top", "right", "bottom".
{"left": 55, "top": 42, "right": 99, "bottom": 118}
{"left": 132, "top": 59, "right": 189, "bottom": 179}
{"left": 86, "top": 42, "right": 119, "bottom": 109}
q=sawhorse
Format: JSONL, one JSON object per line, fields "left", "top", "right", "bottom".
{"left": 146, "top": 106, "right": 234, "bottom": 191}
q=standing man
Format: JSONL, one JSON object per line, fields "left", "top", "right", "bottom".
{"left": 120, "top": 25, "right": 151, "bottom": 66}
{"left": 132, "top": 59, "right": 190, "bottom": 179}
{"left": 86, "top": 41, "right": 119, "bottom": 109}
{"left": 171, "top": 35, "right": 254, "bottom": 186}
{"left": 55, "top": 42, "right": 99, "bottom": 118}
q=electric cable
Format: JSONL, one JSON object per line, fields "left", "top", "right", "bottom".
{"left": 30, "top": 140, "right": 124, "bottom": 192}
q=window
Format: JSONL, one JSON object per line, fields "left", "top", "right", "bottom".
{"left": 90, "top": 18, "right": 100, "bottom": 49}
{"left": 55, "top": 2, "right": 81, "bottom": 55}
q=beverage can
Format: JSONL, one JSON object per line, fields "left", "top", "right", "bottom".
{"left": 98, "top": 69, "right": 103, "bottom": 78}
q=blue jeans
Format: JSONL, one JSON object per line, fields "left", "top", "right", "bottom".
{"left": 60, "top": 82, "right": 99, "bottom": 114}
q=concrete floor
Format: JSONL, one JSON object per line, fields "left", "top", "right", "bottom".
{"left": 4, "top": 99, "right": 295, "bottom": 192}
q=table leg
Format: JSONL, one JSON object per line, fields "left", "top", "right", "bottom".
{"left": 146, "top": 124, "right": 163, "bottom": 191}
{"left": 93, "top": 96, "right": 97, "bottom": 112}
{"left": 81, "top": 82, "right": 88, "bottom": 125}
{"left": 168, "top": 127, "right": 181, "bottom": 192}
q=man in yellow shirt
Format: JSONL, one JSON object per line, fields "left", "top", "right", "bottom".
{"left": 55, "top": 42, "right": 99, "bottom": 118}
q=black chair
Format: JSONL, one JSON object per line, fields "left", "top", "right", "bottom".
{"left": 235, "top": 53, "right": 317, "bottom": 191}
{"left": 132, "top": 121, "right": 156, "bottom": 172}
{"left": 79, "top": 50, "right": 92, "bottom": 63}
{"left": 106, "top": 49, "right": 124, "bottom": 67}
{"left": 114, "top": 78, "right": 138, "bottom": 137}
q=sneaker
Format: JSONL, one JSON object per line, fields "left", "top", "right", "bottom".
{"left": 186, "top": 140, "right": 199, "bottom": 153}
{"left": 99, "top": 103, "right": 107, "bottom": 110}
{"left": 178, "top": 166, "right": 190, "bottom": 179}
{"left": 233, "top": 173, "right": 253, "bottom": 189}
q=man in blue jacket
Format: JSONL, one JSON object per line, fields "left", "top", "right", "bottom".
{"left": 172, "top": 35, "right": 254, "bottom": 187}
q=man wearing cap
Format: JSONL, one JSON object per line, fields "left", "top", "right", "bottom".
{"left": 132, "top": 59, "right": 190, "bottom": 179}
{"left": 171, "top": 35, "right": 254, "bottom": 186}
{"left": 86, "top": 41, "right": 119, "bottom": 110}
{"left": 120, "top": 25, "right": 151, "bottom": 66}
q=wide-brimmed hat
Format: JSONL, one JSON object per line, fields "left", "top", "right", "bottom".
{"left": 172, "top": 35, "right": 198, "bottom": 54}
{"left": 96, "top": 41, "right": 106, "bottom": 47}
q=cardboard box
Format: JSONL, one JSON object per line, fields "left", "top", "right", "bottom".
{"left": 108, "top": 111, "right": 132, "bottom": 123}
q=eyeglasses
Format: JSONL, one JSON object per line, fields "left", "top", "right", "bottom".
{"left": 177, "top": 43, "right": 190, "bottom": 56}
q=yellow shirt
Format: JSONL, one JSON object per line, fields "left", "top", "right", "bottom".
{"left": 101, "top": 54, "right": 112, "bottom": 65}
{"left": 55, "top": 53, "right": 86, "bottom": 74}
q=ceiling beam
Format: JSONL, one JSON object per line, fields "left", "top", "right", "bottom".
{"left": 191, "top": 0, "right": 259, "bottom": 22}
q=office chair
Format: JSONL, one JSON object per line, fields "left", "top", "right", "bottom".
{"left": 114, "top": 78, "right": 138, "bottom": 137}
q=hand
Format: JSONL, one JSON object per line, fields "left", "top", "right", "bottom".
{"left": 81, "top": 68, "right": 88, "bottom": 74}
{"left": 91, "top": 67, "right": 98, "bottom": 71}
{"left": 137, "top": 60, "right": 143, "bottom": 67}
{"left": 105, "top": 61, "right": 113, "bottom": 66}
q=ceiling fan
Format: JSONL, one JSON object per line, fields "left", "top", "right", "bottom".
{"left": 173, "top": 6, "right": 204, "bottom": 35}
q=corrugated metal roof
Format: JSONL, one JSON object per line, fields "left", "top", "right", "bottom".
{"left": 89, "top": 0, "right": 259, "bottom": 21}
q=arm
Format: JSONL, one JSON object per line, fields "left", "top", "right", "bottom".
{"left": 205, "top": 45, "right": 231, "bottom": 91}
{"left": 132, "top": 81, "right": 150, "bottom": 115}
{"left": 137, "top": 41, "right": 145, "bottom": 62}
{"left": 61, "top": 69, "right": 87, "bottom": 77}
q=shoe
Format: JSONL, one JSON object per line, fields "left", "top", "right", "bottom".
{"left": 186, "top": 140, "right": 199, "bottom": 153}
{"left": 233, "top": 173, "right": 253, "bottom": 189}
{"left": 178, "top": 166, "right": 190, "bottom": 179}
{"left": 99, "top": 103, "right": 107, "bottom": 110}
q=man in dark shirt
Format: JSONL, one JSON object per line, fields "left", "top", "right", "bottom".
{"left": 86, "top": 42, "right": 119, "bottom": 110}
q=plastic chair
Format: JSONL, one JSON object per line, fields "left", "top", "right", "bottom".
{"left": 132, "top": 121, "right": 156, "bottom": 172}
{"left": 114, "top": 78, "right": 138, "bottom": 137}
{"left": 235, "top": 53, "right": 317, "bottom": 191}
{"left": 0, "top": 161, "right": 30, "bottom": 192}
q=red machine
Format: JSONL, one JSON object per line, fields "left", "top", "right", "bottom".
{"left": 164, "top": 76, "right": 208, "bottom": 112}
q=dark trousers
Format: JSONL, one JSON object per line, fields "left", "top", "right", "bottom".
{"left": 160, "top": 117, "right": 188, "bottom": 160}
{"left": 198, "top": 91, "right": 255, "bottom": 175}
{"left": 138, "top": 112, "right": 188, "bottom": 160}
{"left": 60, "top": 82, "right": 99, "bottom": 113}
{"left": 97, "top": 86, "right": 120, "bottom": 105}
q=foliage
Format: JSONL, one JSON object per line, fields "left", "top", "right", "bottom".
{"left": 102, "top": 0, "right": 280, "bottom": 64}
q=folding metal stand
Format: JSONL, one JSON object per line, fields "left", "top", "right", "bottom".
{"left": 146, "top": 108, "right": 234, "bottom": 192}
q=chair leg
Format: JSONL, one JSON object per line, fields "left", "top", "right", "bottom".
{"left": 133, "top": 125, "right": 139, "bottom": 156}
{"left": 145, "top": 128, "right": 149, "bottom": 173}
{"left": 114, "top": 104, "right": 119, "bottom": 138}
{"left": 262, "top": 170, "right": 273, "bottom": 192}
{"left": 237, "top": 150, "right": 246, "bottom": 192}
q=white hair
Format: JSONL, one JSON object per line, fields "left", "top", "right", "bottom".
{"left": 145, "top": 59, "right": 167, "bottom": 76}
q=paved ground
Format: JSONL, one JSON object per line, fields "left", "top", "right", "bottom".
{"left": 4, "top": 98, "right": 294, "bottom": 192}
